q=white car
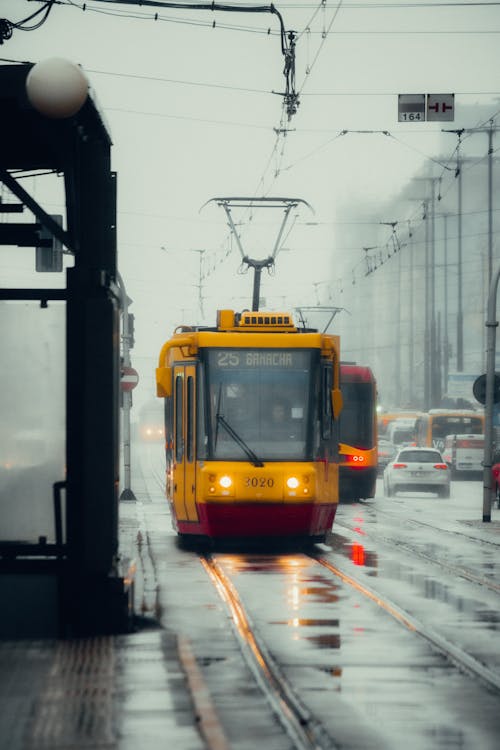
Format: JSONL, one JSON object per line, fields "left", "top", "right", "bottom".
{"left": 383, "top": 446, "right": 450, "bottom": 498}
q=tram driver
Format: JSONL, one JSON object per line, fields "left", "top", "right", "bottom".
{"left": 270, "top": 398, "right": 295, "bottom": 439}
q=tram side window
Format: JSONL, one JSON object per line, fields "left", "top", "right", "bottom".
{"left": 186, "top": 375, "right": 194, "bottom": 463}
{"left": 321, "top": 364, "right": 332, "bottom": 440}
{"left": 164, "top": 396, "right": 173, "bottom": 463}
{"left": 175, "top": 375, "right": 183, "bottom": 462}
{"left": 197, "top": 366, "right": 208, "bottom": 460}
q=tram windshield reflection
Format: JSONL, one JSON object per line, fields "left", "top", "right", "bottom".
{"left": 202, "top": 348, "right": 317, "bottom": 461}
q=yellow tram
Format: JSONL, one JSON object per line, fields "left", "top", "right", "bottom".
{"left": 156, "top": 309, "right": 343, "bottom": 542}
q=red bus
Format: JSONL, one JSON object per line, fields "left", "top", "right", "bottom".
{"left": 339, "top": 363, "right": 378, "bottom": 501}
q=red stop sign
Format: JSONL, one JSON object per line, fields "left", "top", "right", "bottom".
{"left": 121, "top": 366, "right": 139, "bottom": 391}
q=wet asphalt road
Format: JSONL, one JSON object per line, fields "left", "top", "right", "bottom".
{"left": 136, "top": 444, "right": 500, "bottom": 750}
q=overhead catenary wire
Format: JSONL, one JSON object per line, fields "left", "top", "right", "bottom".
{"left": 6, "top": 1, "right": 500, "bottom": 311}
{"left": 297, "top": 1, "right": 344, "bottom": 95}
{"left": 0, "top": 0, "right": 56, "bottom": 42}
{"left": 61, "top": 0, "right": 301, "bottom": 118}
{"left": 33, "top": 0, "right": 500, "bottom": 36}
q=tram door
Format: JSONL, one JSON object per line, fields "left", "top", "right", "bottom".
{"left": 173, "top": 365, "right": 198, "bottom": 521}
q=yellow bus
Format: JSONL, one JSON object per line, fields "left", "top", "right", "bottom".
{"left": 414, "top": 409, "right": 484, "bottom": 453}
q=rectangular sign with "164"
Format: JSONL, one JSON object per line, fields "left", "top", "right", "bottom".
{"left": 398, "top": 93, "right": 454, "bottom": 122}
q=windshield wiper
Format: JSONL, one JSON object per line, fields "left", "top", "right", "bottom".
{"left": 216, "top": 413, "right": 264, "bottom": 468}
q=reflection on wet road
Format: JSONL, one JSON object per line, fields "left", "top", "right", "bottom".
{"left": 214, "top": 511, "right": 500, "bottom": 750}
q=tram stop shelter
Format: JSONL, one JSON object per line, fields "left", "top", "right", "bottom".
{"left": 0, "top": 63, "right": 130, "bottom": 636}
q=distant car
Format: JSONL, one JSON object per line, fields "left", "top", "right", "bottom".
{"left": 442, "top": 433, "right": 484, "bottom": 478}
{"left": 386, "top": 418, "right": 417, "bottom": 448}
{"left": 377, "top": 439, "right": 397, "bottom": 474}
{"left": 383, "top": 446, "right": 450, "bottom": 498}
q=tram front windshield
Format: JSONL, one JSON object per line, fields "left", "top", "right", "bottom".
{"left": 203, "top": 348, "right": 316, "bottom": 461}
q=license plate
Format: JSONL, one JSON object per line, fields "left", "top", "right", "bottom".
{"left": 411, "top": 471, "right": 426, "bottom": 477}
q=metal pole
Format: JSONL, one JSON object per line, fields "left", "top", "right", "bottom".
{"left": 430, "top": 178, "right": 437, "bottom": 406}
{"left": 488, "top": 122, "right": 493, "bottom": 286}
{"left": 252, "top": 266, "right": 262, "bottom": 311}
{"left": 190, "top": 249, "right": 206, "bottom": 320}
{"left": 457, "top": 147, "right": 464, "bottom": 371}
{"left": 408, "top": 224, "right": 415, "bottom": 405}
{"left": 117, "top": 271, "right": 136, "bottom": 502}
{"left": 443, "top": 214, "right": 450, "bottom": 392}
{"left": 396, "top": 249, "right": 401, "bottom": 404}
{"left": 482, "top": 264, "right": 500, "bottom": 522}
{"left": 442, "top": 129, "right": 465, "bottom": 372}
{"left": 424, "top": 201, "right": 430, "bottom": 410}
{"left": 250, "top": 260, "right": 273, "bottom": 311}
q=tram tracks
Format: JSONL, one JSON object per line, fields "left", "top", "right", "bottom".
{"left": 333, "top": 517, "right": 500, "bottom": 595}
{"left": 201, "top": 553, "right": 338, "bottom": 750}
{"left": 312, "top": 553, "right": 500, "bottom": 694}
{"left": 358, "top": 504, "right": 500, "bottom": 549}
{"left": 199, "top": 549, "right": 500, "bottom": 750}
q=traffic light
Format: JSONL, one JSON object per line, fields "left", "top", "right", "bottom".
{"left": 36, "top": 214, "right": 63, "bottom": 272}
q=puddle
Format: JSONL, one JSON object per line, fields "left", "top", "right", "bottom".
{"left": 328, "top": 533, "right": 379, "bottom": 569}
{"left": 305, "top": 633, "right": 341, "bottom": 649}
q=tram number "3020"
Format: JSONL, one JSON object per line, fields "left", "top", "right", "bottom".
{"left": 244, "top": 476, "right": 275, "bottom": 488}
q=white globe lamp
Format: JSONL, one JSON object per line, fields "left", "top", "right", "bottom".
{"left": 26, "top": 58, "right": 89, "bottom": 119}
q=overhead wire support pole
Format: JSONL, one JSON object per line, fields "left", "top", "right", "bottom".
{"left": 380, "top": 221, "right": 402, "bottom": 404}
{"left": 430, "top": 177, "right": 438, "bottom": 406}
{"left": 408, "top": 222, "right": 415, "bottom": 405}
{"left": 461, "top": 122, "right": 499, "bottom": 286}
{"left": 442, "top": 128, "right": 465, "bottom": 372}
{"left": 482, "top": 264, "right": 500, "bottom": 522}
{"left": 488, "top": 122, "right": 494, "bottom": 286}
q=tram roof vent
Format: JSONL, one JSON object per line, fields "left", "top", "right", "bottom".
{"left": 237, "top": 311, "right": 296, "bottom": 330}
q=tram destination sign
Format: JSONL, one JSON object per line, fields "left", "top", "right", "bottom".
{"left": 212, "top": 349, "right": 310, "bottom": 369}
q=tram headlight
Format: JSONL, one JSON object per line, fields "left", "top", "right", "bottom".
{"left": 206, "top": 472, "right": 234, "bottom": 497}
{"left": 285, "top": 475, "right": 313, "bottom": 496}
